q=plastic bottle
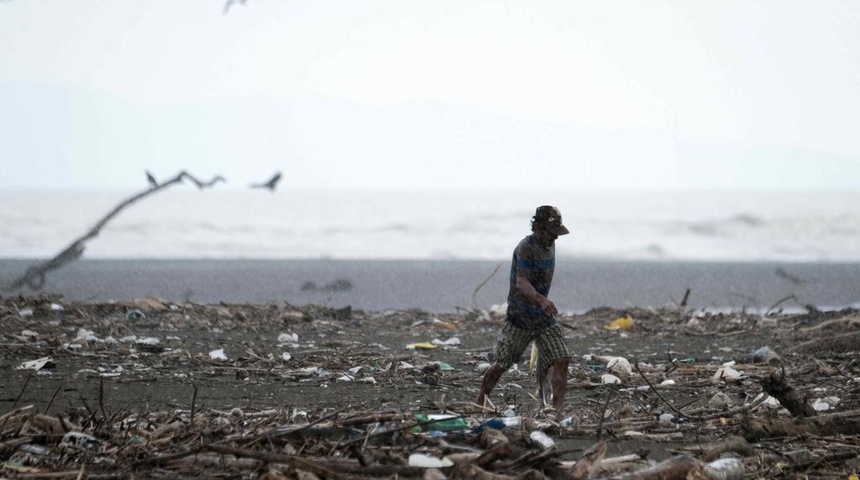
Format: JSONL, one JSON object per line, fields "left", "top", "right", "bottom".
{"left": 472, "top": 416, "right": 521, "bottom": 433}
{"left": 413, "top": 414, "right": 468, "bottom": 432}
{"left": 702, "top": 458, "right": 744, "bottom": 480}
{"left": 529, "top": 430, "right": 555, "bottom": 450}
{"left": 499, "top": 416, "right": 522, "bottom": 428}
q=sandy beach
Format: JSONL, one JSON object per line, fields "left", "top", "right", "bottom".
{"left": 1, "top": 293, "right": 858, "bottom": 478}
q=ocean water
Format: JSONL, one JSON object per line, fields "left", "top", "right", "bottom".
{"left": 2, "top": 190, "right": 859, "bottom": 312}
{"left": 2, "top": 189, "right": 859, "bottom": 262}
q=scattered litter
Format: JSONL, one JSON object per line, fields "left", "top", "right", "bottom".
{"left": 209, "top": 348, "right": 228, "bottom": 360}
{"left": 709, "top": 391, "right": 735, "bottom": 409}
{"left": 476, "top": 362, "right": 492, "bottom": 373}
{"left": 812, "top": 396, "right": 841, "bottom": 411}
{"left": 752, "top": 392, "right": 782, "bottom": 409}
{"left": 2, "top": 297, "right": 858, "bottom": 478}
{"left": 712, "top": 365, "right": 743, "bottom": 383}
{"left": 50, "top": 303, "right": 64, "bottom": 311}
{"left": 408, "top": 453, "right": 454, "bottom": 468}
{"left": 590, "top": 355, "right": 632, "bottom": 379}
{"left": 19, "top": 330, "right": 39, "bottom": 339}
{"left": 291, "top": 409, "right": 308, "bottom": 422}
{"left": 528, "top": 430, "right": 555, "bottom": 450}
{"left": 429, "top": 361, "right": 454, "bottom": 371}
{"left": 607, "top": 356, "right": 632, "bottom": 378}
{"left": 16, "top": 357, "right": 54, "bottom": 371}
{"left": 135, "top": 337, "right": 162, "bottom": 351}
{"left": 703, "top": 457, "right": 744, "bottom": 480}
{"left": 413, "top": 414, "right": 468, "bottom": 432}
{"left": 18, "top": 308, "right": 33, "bottom": 319}
{"left": 406, "top": 342, "right": 437, "bottom": 350}
{"left": 600, "top": 373, "right": 622, "bottom": 384}
{"left": 604, "top": 314, "right": 634, "bottom": 330}
{"left": 76, "top": 329, "right": 100, "bottom": 342}
{"left": 60, "top": 432, "right": 101, "bottom": 450}
{"left": 431, "top": 318, "right": 458, "bottom": 330}
{"left": 658, "top": 413, "right": 676, "bottom": 427}
{"left": 278, "top": 332, "right": 299, "bottom": 344}
{"left": 431, "top": 337, "right": 461, "bottom": 346}
{"left": 479, "top": 416, "right": 522, "bottom": 430}
{"left": 752, "top": 346, "right": 781, "bottom": 364}
{"left": 125, "top": 309, "right": 145, "bottom": 320}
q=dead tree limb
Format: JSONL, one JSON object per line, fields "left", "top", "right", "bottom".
{"left": 4, "top": 171, "right": 225, "bottom": 291}
{"left": 471, "top": 262, "right": 504, "bottom": 310}
{"left": 760, "top": 368, "right": 815, "bottom": 418}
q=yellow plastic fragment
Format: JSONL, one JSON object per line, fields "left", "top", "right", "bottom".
{"left": 432, "top": 319, "right": 458, "bottom": 330}
{"left": 604, "top": 315, "right": 634, "bottom": 330}
{"left": 407, "top": 342, "right": 437, "bottom": 350}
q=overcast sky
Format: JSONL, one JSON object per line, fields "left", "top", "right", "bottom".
{"left": 2, "top": 0, "right": 860, "bottom": 192}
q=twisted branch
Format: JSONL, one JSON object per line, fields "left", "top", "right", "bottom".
{"left": 4, "top": 171, "right": 224, "bottom": 291}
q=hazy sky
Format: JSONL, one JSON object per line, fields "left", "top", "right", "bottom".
{"left": 2, "top": 1, "right": 860, "bottom": 191}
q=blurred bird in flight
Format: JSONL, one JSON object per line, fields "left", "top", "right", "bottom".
{"left": 250, "top": 172, "right": 282, "bottom": 192}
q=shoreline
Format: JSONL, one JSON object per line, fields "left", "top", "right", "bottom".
{"left": 2, "top": 258, "right": 859, "bottom": 314}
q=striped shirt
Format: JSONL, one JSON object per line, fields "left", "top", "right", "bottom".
{"left": 506, "top": 234, "right": 557, "bottom": 330}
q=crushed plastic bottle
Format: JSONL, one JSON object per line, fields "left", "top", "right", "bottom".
{"left": 702, "top": 457, "right": 744, "bottom": 480}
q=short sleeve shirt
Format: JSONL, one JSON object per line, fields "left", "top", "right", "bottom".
{"left": 506, "top": 235, "right": 556, "bottom": 330}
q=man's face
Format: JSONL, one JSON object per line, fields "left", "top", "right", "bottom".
{"left": 535, "top": 227, "right": 560, "bottom": 245}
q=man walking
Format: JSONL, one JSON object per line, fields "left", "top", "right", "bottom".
{"left": 477, "top": 205, "right": 571, "bottom": 414}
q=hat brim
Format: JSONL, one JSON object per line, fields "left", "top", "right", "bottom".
{"left": 552, "top": 225, "right": 570, "bottom": 236}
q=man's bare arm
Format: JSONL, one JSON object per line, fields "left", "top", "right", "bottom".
{"left": 515, "top": 271, "right": 558, "bottom": 316}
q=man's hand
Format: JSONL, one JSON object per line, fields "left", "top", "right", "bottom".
{"left": 538, "top": 297, "right": 558, "bottom": 317}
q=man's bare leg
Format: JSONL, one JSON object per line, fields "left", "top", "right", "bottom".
{"left": 476, "top": 364, "right": 507, "bottom": 407}
{"left": 550, "top": 356, "right": 570, "bottom": 413}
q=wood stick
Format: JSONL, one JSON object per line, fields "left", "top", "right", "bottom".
{"left": 4, "top": 171, "right": 225, "bottom": 291}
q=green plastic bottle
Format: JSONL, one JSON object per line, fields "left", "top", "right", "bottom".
{"left": 412, "top": 414, "right": 468, "bottom": 432}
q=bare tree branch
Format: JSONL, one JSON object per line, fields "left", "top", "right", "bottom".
{"left": 4, "top": 171, "right": 225, "bottom": 292}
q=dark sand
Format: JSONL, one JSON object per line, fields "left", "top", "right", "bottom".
{"left": 2, "top": 295, "right": 858, "bottom": 472}
{"left": 2, "top": 258, "right": 859, "bottom": 313}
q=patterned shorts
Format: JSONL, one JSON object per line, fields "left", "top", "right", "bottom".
{"left": 493, "top": 321, "right": 570, "bottom": 375}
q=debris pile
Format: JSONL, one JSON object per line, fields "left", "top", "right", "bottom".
{"left": 1, "top": 295, "right": 858, "bottom": 478}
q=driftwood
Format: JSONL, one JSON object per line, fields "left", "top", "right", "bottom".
{"left": 592, "top": 454, "right": 705, "bottom": 480}
{"left": 471, "top": 262, "right": 504, "bottom": 310}
{"left": 3, "top": 171, "right": 225, "bottom": 292}
{"left": 569, "top": 440, "right": 607, "bottom": 479}
{"left": 701, "top": 435, "right": 754, "bottom": 461}
{"left": 798, "top": 314, "right": 860, "bottom": 332}
{"left": 741, "top": 408, "right": 860, "bottom": 441}
{"left": 787, "top": 330, "right": 860, "bottom": 355}
{"left": 760, "top": 368, "right": 815, "bottom": 418}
